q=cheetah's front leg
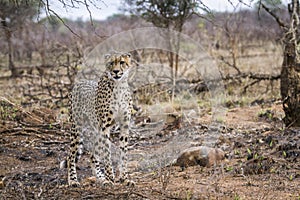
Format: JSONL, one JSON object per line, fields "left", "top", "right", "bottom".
{"left": 119, "top": 113, "right": 134, "bottom": 186}
{"left": 98, "top": 126, "right": 115, "bottom": 186}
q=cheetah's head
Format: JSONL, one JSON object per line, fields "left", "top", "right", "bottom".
{"left": 105, "top": 52, "right": 131, "bottom": 80}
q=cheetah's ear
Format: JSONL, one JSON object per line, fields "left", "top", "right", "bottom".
{"left": 104, "top": 54, "right": 111, "bottom": 60}
{"left": 124, "top": 53, "right": 131, "bottom": 65}
{"left": 124, "top": 53, "right": 131, "bottom": 58}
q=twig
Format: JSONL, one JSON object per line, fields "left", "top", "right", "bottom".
{"left": 219, "top": 55, "right": 241, "bottom": 74}
{"left": 243, "top": 79, "right": 260, "bottom": 94}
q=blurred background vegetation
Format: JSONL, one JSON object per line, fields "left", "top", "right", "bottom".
{"left": 0, "top": 0, "right": 299, "bottom": 127}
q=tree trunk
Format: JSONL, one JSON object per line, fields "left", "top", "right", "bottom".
{"left": 281, "top": 42, "right": 300, "bottom": 127}
{"left": 1, "top": 18, "right": 19, "bottom": 77}
{"left": 280, "top": 0, "right": 300, "bottom": 127}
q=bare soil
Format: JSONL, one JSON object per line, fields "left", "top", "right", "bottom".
{"left": 0, "top": 95, "right": 299, "bottom": 200}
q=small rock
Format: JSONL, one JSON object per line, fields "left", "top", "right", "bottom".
{"left": 175, "top": 146, "right": 225, "bottom": 169}
{"left": 82, "top": 176, "right": 97, "bottom": 186}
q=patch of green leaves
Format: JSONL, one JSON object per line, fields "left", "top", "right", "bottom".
{"left": 258, "top": 109, "right": 273, "bottom": 120}
{"left": 247, "top": 148, "right": 252, "bottom": 155}
{"left": 282, "top": 151, "right": 287, "bottom": 158}
{"left": 225, "top": 165, "right": 234, "bottom": 172}
{"left": 0, "top": 102, "right": 18, "bottom": 121}
{"left": 234, "top": 193, "right": 241, "bottom": 200}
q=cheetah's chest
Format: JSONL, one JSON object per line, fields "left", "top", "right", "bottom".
{"left": 111, "top": 84, "right": 131, "bottom": 117}
{"left": 97, "top": 77, "right": 131, "bottom": 118}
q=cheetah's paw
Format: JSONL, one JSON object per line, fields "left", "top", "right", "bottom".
{"left": 102, "top": 180, "right": 114, "bottom": 187}
{"left": 68, "top": 180, "right": 80, "bottom": 187}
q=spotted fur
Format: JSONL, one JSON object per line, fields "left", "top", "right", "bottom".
{"left": 67, "top": 52, "right": 133, "bottom": 186}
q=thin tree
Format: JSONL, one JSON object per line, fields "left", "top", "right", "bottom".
{"left": 260, "top": 0, "right": 300, "bottom": 127}
{"left": 0, "top": 0, "right": 39, "bottom": 77}
{"left": 124, "top": 0, "right": 201, "bottom": 102}
{"left": 124, "top": 0, "right": 199, "bottom": 74}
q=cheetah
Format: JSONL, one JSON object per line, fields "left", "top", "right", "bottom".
{"left": 67, "top": 52, "right": 134, "bottom": 186}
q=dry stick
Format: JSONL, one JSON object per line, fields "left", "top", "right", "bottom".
{"left": 0, "top": 97, "right": 44, "bottom": 124}
{"left": 223, "top": 72, "right": 281, "bottom": 81}
{"left": 3, "top": 128, "right": 46, "bottom": 138}
{"left": 1, "top": 122, "right": 65, "bottom": 137}
{"left": 18, "top": 121, "right": 61, "bottom": 129}
{"left": 82, "top": 190, "right": 150, "bottom": 200}
{"left": 151, "top": 188, "right": 183, "bottom": 200}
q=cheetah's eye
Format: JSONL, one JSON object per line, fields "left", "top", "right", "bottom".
{"left": 120, "top": 61, "right": 125, "bottom": 65}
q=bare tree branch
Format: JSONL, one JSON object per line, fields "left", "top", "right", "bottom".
{"left": 260, "top": 2, "right": 288, "bottom": 30}
{"left": 43, "top": 0, "right": 82, "bottom": 39}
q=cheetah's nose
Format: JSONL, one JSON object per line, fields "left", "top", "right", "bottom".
{"left": 113, "top": 70, "right": 120, "bottom": 74}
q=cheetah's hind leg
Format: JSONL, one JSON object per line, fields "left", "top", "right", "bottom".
{"left": 118, "top": 118, "right": 135, "bottom": 187}
{"left": 66, "top": 131, "right": 83, "bottom": 186}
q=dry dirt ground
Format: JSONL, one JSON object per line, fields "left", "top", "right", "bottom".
{"left": 0, "top": 94, "right": 299, "bottom": 200}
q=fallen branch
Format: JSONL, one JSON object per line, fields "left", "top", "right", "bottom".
{"left": 223, "top": 72, "right": 281, "bottom": 81}
{"left": 190, "top": 72, "right": 280, "bottom": 94}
